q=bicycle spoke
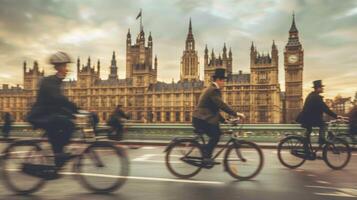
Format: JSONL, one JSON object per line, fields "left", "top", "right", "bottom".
{"left": 224, "top": 141, "right": 263, "bottom": 180}
{"left": 76, "top": 143, "right": 129, "bottom": 193}
{"left": 323, "top": 138, "right": 351, "bottom": 170}
{"left": 1, "top": 143, "right": 46, "bottom": 194}
{"left": 277, "top": 136, "right": 306, "bottom": 169}
{"left": 165, "top": 140, "right": 202, "bottom": 179}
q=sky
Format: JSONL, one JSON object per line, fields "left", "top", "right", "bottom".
{"left": 0, "top": 0, "right": 356, "bottom": 99}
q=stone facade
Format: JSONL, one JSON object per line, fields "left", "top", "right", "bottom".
{"left": 180, "top": 19, "right": 199, "bottom": 82}
{"left": 0, "top": 15, "right": 303, "bottom": 124}
{"left": 284, "top": 14, "right": 304, "bottom": 123}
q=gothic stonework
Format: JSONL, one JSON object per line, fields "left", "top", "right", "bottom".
{"left": 203, "top": 44, "right": 233, "bottom": 86}
{"left": 249, "top": 41, "right": 281, "bottom": 123}
{"left": 284, "top": 14, "right": 304, "bottom": 123}
{"left": 180, "top": 19, "right": 199, "bottom": 82}
{"left": 126, "top": 27, "right": 157, "bottom": 87}
{"left": 0, "top": 15, "right": 303, "bottom": 124}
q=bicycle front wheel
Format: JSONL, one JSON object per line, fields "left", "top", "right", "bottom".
{"left": 165, "top": 139, "right": 203, "bottom": 179}
{"left": 224, "top": 140, "right": 264, "bottom": 180}
{"left": 277, "top": 136, "right": 306, "bottom": 169}
{"left": 75, "top": 141, "right": 129, "bottom": 193}
{"left": 1, "top": 141, "right": 47, "bottom": 195}
{"left": 323, "top": 138, "right": 351, "bottom": 170}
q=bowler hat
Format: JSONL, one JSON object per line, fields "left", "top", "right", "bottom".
{"left": 212, "top": 68, "right": 227, "bottom": 79}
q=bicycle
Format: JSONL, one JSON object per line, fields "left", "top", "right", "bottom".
{"left": 277, "top": 118, "right": 351, "bottom": 170}
{"left": 337, "top": 133, "right": 357, "bottom": 148}
{"left": 333, "top": 118, "right": 357, "bottom": 148}
{"left": 164, "top": 117, "right": 264, "bottom": 180}
{"left": 0, "top": 112, "right": 130, "bottom": 195}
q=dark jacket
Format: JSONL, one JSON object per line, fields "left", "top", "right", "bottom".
{"left": 296, "top": 91, "right": 337, "bottom": 127}
{"left": 107, "top": 108, "right": 129, "bottom": 127}
{"left": 2, "top": 112, "right": 12, "bottom": 134}
{"left": 348, "top": 106, "right": 357, "bottom": 124}
{"left": 27, "top": 75, "right": 78, "bottom": 127}
{"left": 192, "top": 83, "right": 237, "bottom": 125}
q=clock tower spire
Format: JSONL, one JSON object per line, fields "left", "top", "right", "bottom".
{"left": 284, "top": 13, "right": 304, "bottom": 123}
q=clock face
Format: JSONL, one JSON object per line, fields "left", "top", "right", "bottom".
{"left": 288, "top": 54, "right": 298, "bottom": 63}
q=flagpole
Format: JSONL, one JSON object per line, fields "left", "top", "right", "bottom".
{"left": 140, "top": 9, "right": 143, "bottom": 31}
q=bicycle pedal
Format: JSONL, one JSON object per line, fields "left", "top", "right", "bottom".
{"left": 202, "top": 164, "right": 214, "bottom": 169}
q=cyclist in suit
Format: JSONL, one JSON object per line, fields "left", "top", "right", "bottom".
{"left": 192, "top": 68, "right": 244, "bottom": 164}
{"left": 296, "top": 80, "right": 342, "bottom": 146}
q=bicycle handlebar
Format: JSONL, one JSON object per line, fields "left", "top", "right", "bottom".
{"left": 225, "top": 117, "right": 244, "bottom": 125}
{"left": 327, "top": 117, "right": 349, "bottom": 124}
{"left": 74, "top": 110, "right": 93, "bottom": 118}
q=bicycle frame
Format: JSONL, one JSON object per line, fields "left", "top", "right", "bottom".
{"left": 210, "top": 119, "right": 246, "bottom": 160}
{"left": 177, "top": 119, "right": 246, "bottom": 162}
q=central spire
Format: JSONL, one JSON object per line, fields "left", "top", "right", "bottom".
{"left": 289, "top": 12, "right": 298, "bottom": 33}
{"left": 185, "top": 18, "right": 195, "bottom": 51}
{"left": 189, "top": 18, "right": 192, "bottom": 34}
{"left": 109, "top": 51, "right": 118, "bottom": 80}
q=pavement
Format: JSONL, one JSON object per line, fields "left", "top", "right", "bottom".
{"left": 0, "top": 141, "right": 356, "bottom": 200}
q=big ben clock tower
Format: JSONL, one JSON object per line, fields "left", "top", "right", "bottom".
{"left": 284, "top": 13, "right": 304, "bottom": 123}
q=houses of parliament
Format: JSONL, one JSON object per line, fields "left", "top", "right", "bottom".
{"left": 0, "top": 15, "right": 304, "bottom": 124}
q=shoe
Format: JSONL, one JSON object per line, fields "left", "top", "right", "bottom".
{"left": 202, "top": 157, "right": 213, "bottom": 164}
{"left": 202, "top": 158, "right": 215, "bottom": 168}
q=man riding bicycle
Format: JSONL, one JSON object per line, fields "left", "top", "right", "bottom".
{"left": 27, "top": 51, "right": 78, "bottom": 169}
{"left": 296, "top": 80, "right": 342, "bottom": 149}
{"left": 192, "top": 68, "right": 245, "bottom": 165}
{"left": 347, "top": 103, "right": 357, "bottom": 141}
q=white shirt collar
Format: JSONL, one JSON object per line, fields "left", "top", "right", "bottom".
{"left": 212, "top": 82, "right": 220, "bottom": 89}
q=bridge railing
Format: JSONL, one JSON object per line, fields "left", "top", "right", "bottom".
{"left": 0, "top": 123, "right": 349, "bottom": 143}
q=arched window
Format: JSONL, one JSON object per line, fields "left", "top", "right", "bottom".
{"left": 175, "top": 112, "right": 180, "bottom": 122}
{"left": 185, "top": 112, "right": 190, "bottom": 122}
{"left": 165, "top": 112, "right": 170, "bottom": 122}
{"left": 156, "top": 112, "right": 161, "bottom": 122}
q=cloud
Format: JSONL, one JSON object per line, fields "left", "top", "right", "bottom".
{"left": 59, "top": 27, "right": 109, "bottom": 44}
{"left": 0, "top": 0, "right": 356, "bottom": 99}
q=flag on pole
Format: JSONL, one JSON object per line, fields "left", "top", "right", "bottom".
{"left": 136, "top": 10, "right": 142, "bottom": 20}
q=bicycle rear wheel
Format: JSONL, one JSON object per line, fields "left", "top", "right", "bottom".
{"left": 224, "top": 140, "right": 264, "bottom": 180}
{"left": 277, "top": 136, "right": 306, "bottom": 169}
{"left": 165, "top": 139, "right": 203, "bottom": 179}
{"left": 323, "top": 138, "right": 351, "bottom": 170}
{"left": 1, "top": 141, "right": 47, "bottom": 195}
{"left": 75, "top": 141, "right": 129, "bottom": 193}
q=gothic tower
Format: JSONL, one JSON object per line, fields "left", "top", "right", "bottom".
{"left": 77, "top": 57, "right": 100, "bottom": 88}
{"left": 250, "top": 41, "right": 280, "bottom": 123}
{"left": 126, "top": 23, "right": 157, "bottom": 86}
{"left": 23, "top": 60, "right": 44, "bottom": 91}
{"left": 284, "top": 13, "right": 304, "bottom": 123}
{"left": 108, "top": 51, "right": 118, "bottom": 80}
{"left": 203, "top": 44, "right": 233, "bottom": 86}
{"left": 180, "top": 18, "right": 199, "bottom": 82}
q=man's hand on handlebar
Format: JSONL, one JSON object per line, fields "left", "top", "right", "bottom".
{"left": 78, "top": 110, "right": 91, "bottom": 115}
{"left": 337, "top": 115, "right": 348, "bottom": 120}
{"left": 236, "top": 112, "right": 246, "bottom": 119}
{"left": 328, "top": 116, "right": 349, "bottom": 124}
